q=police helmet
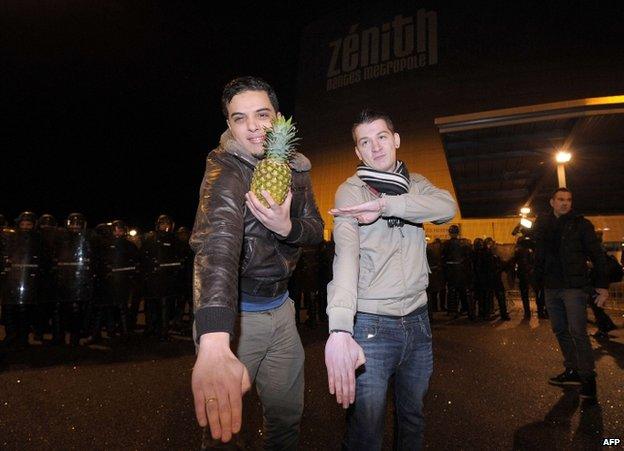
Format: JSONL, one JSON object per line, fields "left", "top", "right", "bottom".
{"left": 67, "top": 212, "right": 87, "bottom": 229}
{"left": 94, "top": 223, "right": 112, "bottom": 237}
{"left": 37, "top": 213, "right": 57, "bottom": 229}
{"left": 16, "top": 211, "right": 37, "bottom": 225}
{"left": 111, "top": 219, "right": 128, "bottom": 232}
{"left": 155, "top": 214, "right": 174, "bottom": 232}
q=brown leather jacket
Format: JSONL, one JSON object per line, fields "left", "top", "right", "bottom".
{"left": 190, "top": 131, "right": 324, "bottom": 338}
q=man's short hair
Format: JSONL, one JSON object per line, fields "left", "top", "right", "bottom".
{"left": 551, "top": 187, "right": 572, "bottom": 199}
{"left": 352, "top": 109, "right": 395, "bottom": 143}
{"left": 221, "top": 76, "right": 279, "bottom": 118}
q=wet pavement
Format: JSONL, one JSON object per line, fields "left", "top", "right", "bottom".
{"left": 1, "top": 302, "right": 623, "bottom": 450}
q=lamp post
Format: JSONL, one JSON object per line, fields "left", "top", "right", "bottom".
{"left": 555, "top": 151, "right": 571, "bottom": 187}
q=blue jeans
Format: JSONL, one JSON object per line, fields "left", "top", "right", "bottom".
{"left": 344, "top": 306, "right": 433, "bottom": 451}
{"left": 545, "top": 289, "right": 595, "bottom": 379}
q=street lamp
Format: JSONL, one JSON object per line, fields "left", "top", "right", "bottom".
{"left": 555, "top": 150, "right": 571, "bottom": 187}
{"left": 520, "top": 206, "right": 531, "bottom": 215}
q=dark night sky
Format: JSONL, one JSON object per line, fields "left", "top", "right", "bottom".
{"left": 1, "top": 0, "right": 359, "bottom": 231}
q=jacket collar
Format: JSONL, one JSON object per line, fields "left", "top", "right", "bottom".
{"left": 219, "top": 130, "right": 311, "bottom": 172}
{"left": 552, "top": 210, "right": 583, "bottom": 221}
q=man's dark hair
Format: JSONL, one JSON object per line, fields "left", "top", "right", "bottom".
{"left": 551, "top": 187, "right": 572, "bottom": 199}
{"left": 351, "top": 109, "right": 395, "bottom": 143}
{"left": 221, "top": 76, "right": 279, "bottom": 118}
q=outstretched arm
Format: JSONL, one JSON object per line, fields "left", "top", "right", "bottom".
{"left": 330, "top": 176, "right": 456, "bottom": 225}
{"left": 325, "top": 183, "right": 365, "bottom": 407}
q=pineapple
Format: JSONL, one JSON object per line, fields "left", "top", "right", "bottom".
{"left": 251, "top": 115, "right": 300, "bottom": 208}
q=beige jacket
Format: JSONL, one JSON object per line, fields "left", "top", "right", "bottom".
{"left": 327, "top": 173, "right": 457, "bottom": 334}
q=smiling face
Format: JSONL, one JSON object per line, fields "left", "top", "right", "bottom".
{"left": 353, "top": 118, "right": 400, "bottom": 172}
{"left": 225, "top": 90, "right": 277, "bottom": 158}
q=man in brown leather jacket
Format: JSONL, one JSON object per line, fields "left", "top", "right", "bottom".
{"left": 189, "top": 76, "right": 323, "bottom": 448}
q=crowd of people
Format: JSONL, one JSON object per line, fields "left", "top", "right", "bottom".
{"left": 3, "top": 209, "right": 588, "bottom": 348}
{"left": 0, "top": 211, "right": 193, "bottom": 347}
{"left": 427, "top": 227, "right": 544, "bottom": 322}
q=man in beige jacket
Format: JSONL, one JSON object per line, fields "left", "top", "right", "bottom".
{"left": 324, "top": 109, "right": 457, "bottom": 450}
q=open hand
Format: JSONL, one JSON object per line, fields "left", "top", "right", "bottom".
{"left": 329, "top": 198, "right": 386, "bottom": 225}
{"left": 191, "top": 333, "right": 251, "bottom": 442}
{"left": 324, "top": 332, "right": 366, "bottom": 408}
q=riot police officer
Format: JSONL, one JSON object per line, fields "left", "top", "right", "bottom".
{"left": 483, "top": 237, "right": 511, "bottom": 321}
{"left": 87, "top": 220, "right": 139, "bottom": 343}
{"left": 287, "top": 243, "right": 320, "bottom": 327}
{"left": 472, "top": 238, "right": 489, "bottom": 319}
{"left": 53, "top": 213, "right": 100, "bottom": 345}
{"left": 510, "top": 235, "right": 545, "bottom": 319}
{"left": 1, "top": 212, "right": 43, "bottom": 346}
{"left": 33, "top": 213, "right": 59, "bottom": 341}
{"left": 172, "top": 226, "right": 193, "bottom": 336}
{"left": 442, "top": 225, "right": 473, "bottom": 319}
{"left": 426, "top": 238, "right": 446, "bottom": 314}
{"left": 141, "top": 214, "right": 183, "bottom": 341}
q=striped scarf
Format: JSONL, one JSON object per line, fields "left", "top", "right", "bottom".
{"left": 356, "top": 161, "right": 410, "bottom": 227}
{"left": 356, "top": 160, "right": 410, "bottom": 195}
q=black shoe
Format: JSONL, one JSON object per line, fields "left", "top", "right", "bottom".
{"left": 549, "top": 368, "right": 582, "bottom": 386}
{"left": 580, "top": 377, "right": 597, "bottom": 401}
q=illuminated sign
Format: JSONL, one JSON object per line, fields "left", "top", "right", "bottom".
{"left": 326, "top": 9, "right": 438, "bottom": 91}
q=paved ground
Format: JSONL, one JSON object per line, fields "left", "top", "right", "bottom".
{"left": 1, "top": 302, "right": 623, "bottom": 450}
